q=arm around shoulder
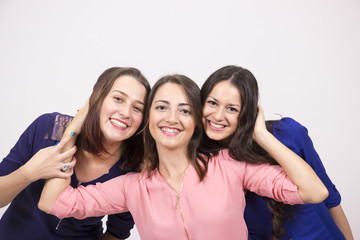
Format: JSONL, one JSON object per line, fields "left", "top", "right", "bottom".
{"left": 38, "top": 135, "right": 77, "bottom": 213}
{"left": 253, "top": 107, "right": 328, "bottom": 203}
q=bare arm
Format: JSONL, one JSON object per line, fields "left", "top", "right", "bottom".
{"left": 253, "top": 106, "right": 328, "bottom": 203}
{"left": 0, "top": 136, "right": 76, "bottom": 208}
{"left": 329, "top": 205, "right": 354, "bottom": 240}
{"left": 38, "top": 103, "right": 88, "bottom": 212}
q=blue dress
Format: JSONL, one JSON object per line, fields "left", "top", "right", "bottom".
{"left": 0, "top": 113, "right": 134, "bottom": 240}
{"left": 245, "top": 117, "right": 345, "bottom": 240}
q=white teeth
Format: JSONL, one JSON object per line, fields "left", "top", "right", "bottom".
{"left": 110, "top": 119, "right": 128, "bottom": 128}
{"left": 161, "top": 127, "right": 180, "bottom": 133}
{"left": 209, "top": 121, "right": 225, "bottom": 128}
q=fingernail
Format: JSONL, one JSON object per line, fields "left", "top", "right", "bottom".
{"left": 70, "top": 132, "right": 75, "bottom": 136}
{"left": 54, "top": 141, "right": 60, "bottom": 146}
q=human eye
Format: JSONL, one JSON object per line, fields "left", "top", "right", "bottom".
{"left": 113, "top": 96, "right": 124, "bottom": 102}
{"left": 226, "top": 106, "right": 239, "bottom": 113}
{"left": 180, "top": 107, "right": 191, "bottom": 115}
{"left": 207, "top": 100, "right": 217, "bottom": 107}
{"left": 133, "top": 105, "right": 144, "bottom": 113}
{"left": 155, "top": 105, "right": 167, "bottom": 111}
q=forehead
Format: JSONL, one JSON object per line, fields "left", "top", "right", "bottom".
{"left": 110, "top": 75, "right": 147, "bottom": 102}
{"left": 153, "top": 83, "right": 188, "bottom": 104}
{"left": 210, "top": 80, "right": 241, "bottom": 103}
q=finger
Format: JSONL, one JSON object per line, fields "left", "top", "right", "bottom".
{"left": 69, "top": 156, "right": 77, "bottom": 168}
{"left": 57, "top": 157, "right": 76, "bottom": 179}
{"left": 57, "top": 168, "right": 74, "bottom": 179}
{"left": 57, "top": 156, "right": 76, "bottom": 178}
{"left": 55, "top": 134, "right": 73, "bottom": 151}
{"left": 59, "top": 146, "right": 77, "bottom": 162}
{"left": 257, "top": 105, "right": 264, "bottom": 114}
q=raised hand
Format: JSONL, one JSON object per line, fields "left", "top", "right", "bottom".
{"left": 252, "top": 105, "right": 268, "bottom": 143}
{"left": 22, "top": 135, "right": 77, "bottom": 181}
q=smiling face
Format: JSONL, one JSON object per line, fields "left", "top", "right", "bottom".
{"left": 149, "top": 82, "right": 195, "bottom": 152}
{"left": 202, "top": 80, "right": 241, "bottom": 141}
{"left": 99, "top": 75, "right": 147, "bottom": 146}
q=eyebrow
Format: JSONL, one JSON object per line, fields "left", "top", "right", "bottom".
{"left": 208, "top": 96, "right": 218, "bottom": 102}
{"left": 179, "top": 103, "right": 190, "bottom": 107}
{"left": 208, "top": 96, "right": 240, "bottom": 107}
{"left": 112, "top": 90, "right": 145, "bottom": 105}
{"left": 154, "top": 100, "right": 190, "bottom": 107}
{"left": 228, "top": 103, "right": 241, "bottom": 108}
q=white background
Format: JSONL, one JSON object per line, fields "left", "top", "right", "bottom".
{"left": 1, "top": 0, "right": 359, "bottom": 239}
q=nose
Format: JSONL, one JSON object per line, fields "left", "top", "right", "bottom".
{"left": 118, "top": 103, "right": 131, "bottom": 118}
{"left": 214, "top": 107, "right": 225, "bottom": 121}
{"left": 166, "top": 109, "right": 178, "bottom": 124}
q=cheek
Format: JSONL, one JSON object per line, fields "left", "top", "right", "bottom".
{"left": 232, "top": 115, "right": 239, "bottom": 126}
{"left": 99, "top": 100, "right": 113, "bottom": 120}
{"left": 187, "top": 119, "right": 196, "bottom": 136}
{"left": 147, "top": 112, "right": 155, "bottom": 134}
{"left": 202, "top": 116, "right": 207, "bottom": 127}
{"left": 148, "top": 119, "right": 158, "bottom": 140}
{"left": 99, "top": 109, "right": 107, "bottom": 124}
{"left": 132, "top": 113, "right": 144, "bottom": 128}
{"left": 202, "top": 106, "right": 211, "bottom": 117}
{"left": 228, "top": 116, "right": 239, "bottom": 131}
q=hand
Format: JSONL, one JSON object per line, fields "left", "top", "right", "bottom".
{"left": 252, "top": 105, "right": 269, "bottom": 142}
{"left": 22, "top": 135, "right": 77, "bottom": 182}
{"left": 69, "top": 99, "right": 89, "bottom": 135}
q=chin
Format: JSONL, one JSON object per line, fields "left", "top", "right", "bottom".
{"left": 206, "top": 132, "right": 225, "bottom": 141}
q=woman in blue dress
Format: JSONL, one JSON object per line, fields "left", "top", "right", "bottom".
{"left": 199, "top": 65, "right": 353, "bottom": 239}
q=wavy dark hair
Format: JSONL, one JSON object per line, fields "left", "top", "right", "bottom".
{"left": 77, "top": 67, "right": 151, "bottom": 172}
{"left": 199, "top": 65, "right": 288, "bottom": 239}
{"left": 141, "top": 74, "right": 208, "bottom": 181}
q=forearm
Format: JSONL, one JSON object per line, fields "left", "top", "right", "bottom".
{"left": 38, "top": 134, "right": 78, "bottom": 212}
{"left": 60, "top": 108, "right": 87, "bottom": 161}
{"left": 38, "top": 137, "right": 77, "bottom": 212}
{"left": 329, "top": 205, "right": 354, "bottom": 240}
{"left": 0, "top": 166, "right": 36, "bottom": 207}
{"left": 255, "top": 131, "right": 328, "bottom": 203}
{"left": 38, "top": 177, "right": 71, "bottom": 212}
{"left": 38, "top": 107, "right": 87, "bottom": 212}
{"left": 63, "top": 102, "right": 88, "bottom": 140}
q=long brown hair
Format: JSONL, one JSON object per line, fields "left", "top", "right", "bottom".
{"left": 141, "top": 74, "right": 208, "bottom": 181}
{"left": 77, "top": 67, "right": 151, "bottom": 172}
{"left": 199, "top": 65, "right": 288, "bottom": 239}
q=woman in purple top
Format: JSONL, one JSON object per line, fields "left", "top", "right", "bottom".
{"left": 199, "top": 65, "right": 353, "bottom": 239}
{"left": 0, "top": 67, "right": 151, "bottom": 240}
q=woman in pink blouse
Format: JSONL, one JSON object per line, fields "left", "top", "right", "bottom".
{"left": 39, "top": 74, "right": 328, "bottom": 240}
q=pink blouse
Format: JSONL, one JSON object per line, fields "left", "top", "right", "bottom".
{"left": 49, "top": 149, "right": 303, "bottom": 240}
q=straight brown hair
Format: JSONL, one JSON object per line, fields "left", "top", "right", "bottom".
{"left": 141, "top": 74, "right": 208, "bottom": 181}
{"left": 77, "top": 67, "right": 151, "bottom": 171}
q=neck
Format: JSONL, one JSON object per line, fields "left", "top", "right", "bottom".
{"left": 74, "top": 144, "right": 122, "bottom": 183}
{"left": 157, "top": 146, "right": 190, "bottom": 194}
{"left": 102, "top": 140, "right": 123, "bottom": 156}
{"left": 157, "top": 146, "right": 190, "bottom": 179}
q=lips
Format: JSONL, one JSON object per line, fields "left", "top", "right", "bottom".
{"left": 207, "top": 120, "right": 227, "bottom": 131}
{"left": 110, "top": 118, "right": 128, "bottom": 129}
{"left": 160, "top": 127, "right": 181, "bottom": 136}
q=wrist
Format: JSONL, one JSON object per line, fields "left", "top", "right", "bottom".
{"left": 253, "top": 129, "right": 272, "bottom": 145}
{"left": 67, "top": 113, "right": 86, "bottom": 135}
{"left": 19, "top": 164, "right": 38, "bottom": 183}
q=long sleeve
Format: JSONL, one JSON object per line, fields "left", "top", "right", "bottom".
{"left": 48, "top": 173, "right": 134, "bottom": 220}
{"left": 243, "top": 163, "right": 303, "bottom": 205}
{"left": 0, "top": 114, "right": 55, "bottom": 176}
{"left": 275, "top": 118, "right": 341, "bottom": 208}
{"left": 219, "top": 149, "right": 303, "bottom": 205}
